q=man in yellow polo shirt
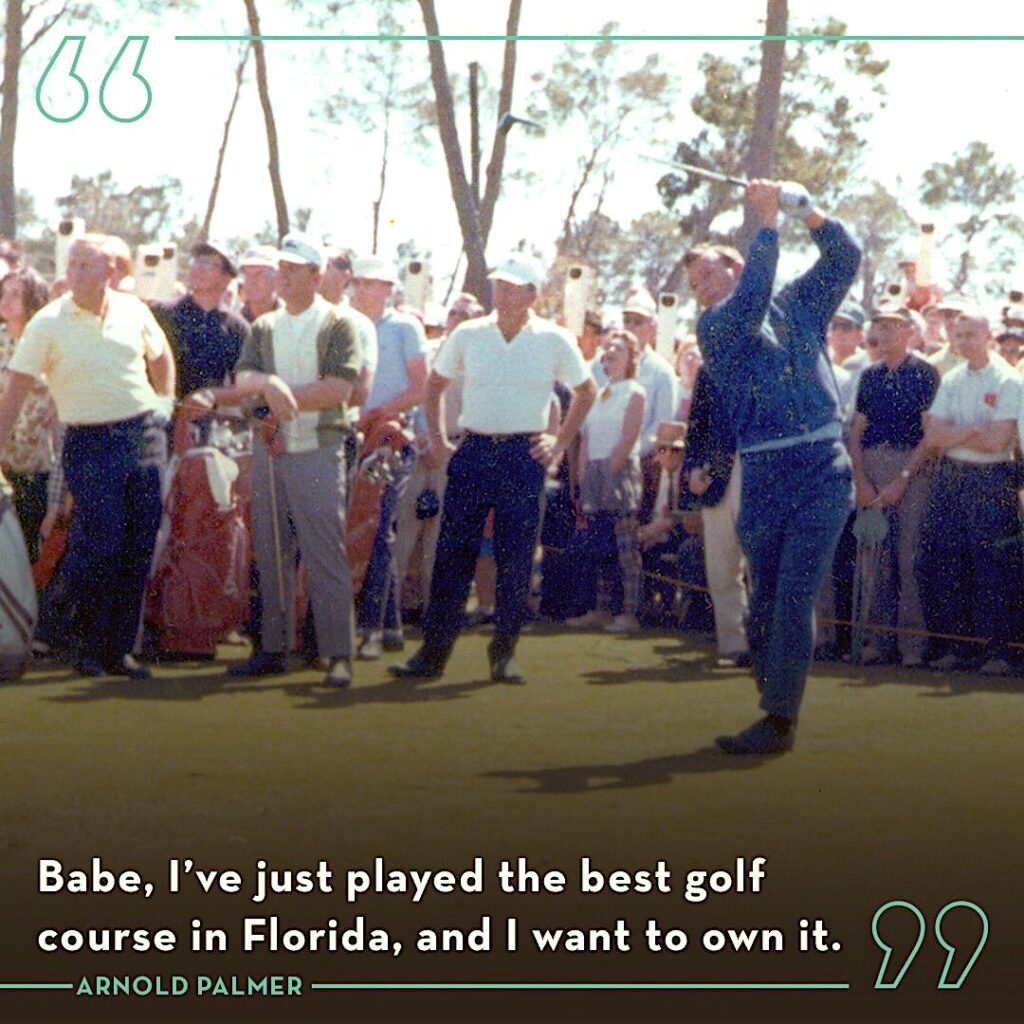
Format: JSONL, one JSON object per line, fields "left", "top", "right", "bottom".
{"left": 0, "top": 235, "right": 175, "bottom": 678}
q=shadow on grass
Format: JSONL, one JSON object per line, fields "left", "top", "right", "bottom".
{"left": 582, "top": 652, "right": 753, "bottom": 687}
{"left": 485, "top": 747, "right": 771, "bottom": 794}
{"left": 285, "top": 675, "right": 501, "bottom": 710}
{"left": 836, "top": 663, "right": 1024, "bottom": 697}
{"left": 42, "top": 666, "right": 502, "bottom": 708}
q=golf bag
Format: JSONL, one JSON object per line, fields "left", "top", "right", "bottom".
{"left": 348, "top": 412, "right": 413, "bottom": 597}
{"left": 0, "top": 480, "right": 37, "bottom": 680}
{"left": 145, "top": 408, "right": 250, "bottom": 657}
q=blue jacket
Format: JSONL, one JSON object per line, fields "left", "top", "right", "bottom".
{"left": 696, "top": 220, "right": 861, "bottom": 452}
{"left": 682, "top": 366, "right": 735, "bottom": 508}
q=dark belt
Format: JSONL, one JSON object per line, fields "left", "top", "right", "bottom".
{"left": 466, "top": 431, "right": 532, "bottom": 441}
{"left": 65, "top": 413, "right": 151, "bottom": 435}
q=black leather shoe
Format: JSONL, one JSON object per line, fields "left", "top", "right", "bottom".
{"left": 106, "top": 654, "right": 153, "bottom": 681}
{"left": 716, "top": 717, "right": 794, "bottom": 755}
{"left": 227, "top": 651, "right": 287, "bottom": 678}
{"left": 73, "top": 656, "right": 107, "bottom": 678}
{"left": 487, "top": 639, "right": 525, "bottom": 684}
{"left": 387, "top": 654, "right": 442, "bottom": 680}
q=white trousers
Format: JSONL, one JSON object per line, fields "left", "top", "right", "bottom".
{"left": 700, "top": 455, "right": 749, "bottom": 655}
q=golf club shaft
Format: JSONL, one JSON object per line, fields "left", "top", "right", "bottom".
{"left": 643, "top": 155, "right": 812, "bottom": 211}
{"left": 642, "top": 155, "right": 749, "bottom": 189}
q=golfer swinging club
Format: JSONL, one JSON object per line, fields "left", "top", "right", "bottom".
{"left": 685, "top": 179, "right": 860, "bottom": 754}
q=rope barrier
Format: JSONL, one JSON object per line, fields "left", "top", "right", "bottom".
{"left": 541, "top": 545, "right": 1022, "bottom": 652}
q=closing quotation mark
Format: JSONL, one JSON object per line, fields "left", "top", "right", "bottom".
{"left": 35, "top": 35, "right": 152, "bottom": 124}
{"left": 872, "top": 900, "right": 989, "bottom": 990}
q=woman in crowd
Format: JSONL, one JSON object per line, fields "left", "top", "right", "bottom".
{"left": 0, "top": 266, "right": 55, "bottom": 561}
{"left": 568, "top": 329, "right": 647, "bottom": 634}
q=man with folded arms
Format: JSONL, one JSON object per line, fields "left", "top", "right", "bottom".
{"left": 919, "top": 311, "right": 1023, "bottom": 675}
{"left": 225, "top": 234, "right": 362, "bottom": 687}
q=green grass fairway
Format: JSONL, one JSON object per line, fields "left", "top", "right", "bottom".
{"left": 1, "top": 625, "right": 1020, "bottom": 1023}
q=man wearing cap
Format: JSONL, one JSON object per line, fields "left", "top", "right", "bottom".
{"left": 393, "top": 293, "right": 486, "bottom": 615}
{"left": 319, "top": 247, "right": 378, "bottom": 408}
{"left": 919, "top": 310, "right": 1023, "bottom": 675}
{"left": 613, "top": 287, "right": 680, "bottom": 523}
{"left": 390, "top": 254, "right": 597, "bottom": 683}
{"left": 926, "top": 296, "right": 970, "bottom": 377}
{"left": 239, "top": 245, "right": 281, "bottom": 323}
{"left": 848, "top": 302, "right": 939, "bottom": 667}
{"left": 152, "top": 241, "right": 250, "bottom": 399}
{"left": 226, "top": 233, "right": 363, "bottom": 686}
{"left": 348, "top": 255, "right": 429, "bottom": 660}
{"left": 996, "top": 326, "right": 1024, "bottom": 367}
{"left": 686, "top": 180, "right": 860, "bottom": 754}
{"left": 0, "top": 234, "right": 175, "bottom": 679}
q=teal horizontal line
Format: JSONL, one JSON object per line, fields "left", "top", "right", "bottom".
{"left": 0, "top": 984, "right": 73, "bottom": 990}
{"left": 309, "top": 983, "right": 851, "bottom": 990}
{"left": 174, "top": 34, "right": 1024, "bottom": 43}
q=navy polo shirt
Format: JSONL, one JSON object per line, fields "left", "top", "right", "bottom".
{"left": 152, "top": 294, "right": 250, "bottom": 398}
{"left": 856, "top": 353, "right": 939, "bottom": 449}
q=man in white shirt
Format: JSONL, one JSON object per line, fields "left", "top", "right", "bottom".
{"left": 390, "top": 255, "right": 597, "bottom": 683}
{"left": 919, "top": 311, "right": 1023, "bottom": 673}
{"left": 617, "top": 288, "right": 680, "bottom": 523}
{"left": 225, "top": 233, "right": 363, "bottom": 687}
{"left": 0, "top": 235, "right": 175, "bottom": 679}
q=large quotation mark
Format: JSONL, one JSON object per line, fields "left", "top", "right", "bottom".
{"left": 872, "top": 900, "right": 989, "bottom": 989}
{"left": 36, "top": 35, "right": 152, "bottom": 124}
{"left": 35, "top": 35, "right": 88, "bottom": 123}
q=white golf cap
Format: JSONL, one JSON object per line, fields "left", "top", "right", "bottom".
{"left": 278, "top": 233, "right": 324, "bottom": 270}
{"left": 241, "top": 244, "right": 280, "bottom": 269}
{"left": 351, "top": 255, "right": 398, "bottom": 283}
{"left": 622, "top": 287, "right": 657, "bottom": 319}
{"left": 488, "top": 253, "right": 545, "bottom": 290}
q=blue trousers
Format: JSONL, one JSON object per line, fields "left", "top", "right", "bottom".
{"left": 61, "top": 414, "right": 164, "bottom": 663}
{"left": 737, "top": 439, "right": 853, "bottom": 721}
{"left": 917, "top": 458, "right": 1023, "bottom": 659}
{"left": 419, "top": 434, "right": 545, "bottom": 668}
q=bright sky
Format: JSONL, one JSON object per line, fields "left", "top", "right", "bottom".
{"left": 16, "top": 0, "right": 1024, "bottom": 299}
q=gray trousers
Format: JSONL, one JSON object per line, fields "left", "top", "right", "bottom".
{"left": 861, "top": 445, "right": 931, "bottom": 660}
{"left": 252, "top": 438, "right": 355, "bottom": 660}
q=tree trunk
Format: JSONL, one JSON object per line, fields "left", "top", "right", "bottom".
{"left": 0, "top": 0, "right": 24, "bottom": 238}
{"left": 243, "top": 0, "right": 288, "bottom": 241}
{"left": 418, "top": 0, "right": 488, "bottom": 301}
{"left": 737, "top": 0, "right": 787, "bottom": 253}
{"left": 371, "top": 101, "right": 391, "bottom": 255}
{"left": 200, "top": 43, "right": 250, "bottom": 243}
{"left": 478, "top": 0, "right": 522, "bottom": 245}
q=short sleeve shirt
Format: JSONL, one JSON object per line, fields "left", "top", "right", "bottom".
{"left": 9, "top": 291, "right": 166, "bottom": 425}
{"left": 364, "top": 309, "right": 427, "bottom": 411}
{"left": 151, "top": 294, "right": 249, "bottom": 398}
{"left": 434, "top": 312, "right": 589, "bottom": 433}
{"left": 928, "top": 356, "right": 1022, "bottom": 463}
{"left": 856, "top": 353, "right": 940, "bottom": 449}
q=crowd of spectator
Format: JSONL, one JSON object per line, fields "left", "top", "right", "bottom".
{"left": 3, "top": 225, "right": 1024, "bottom": 682}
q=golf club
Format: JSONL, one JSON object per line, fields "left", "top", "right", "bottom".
{"left": 643, "top": 155, "right": 812, "bottom": 211}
